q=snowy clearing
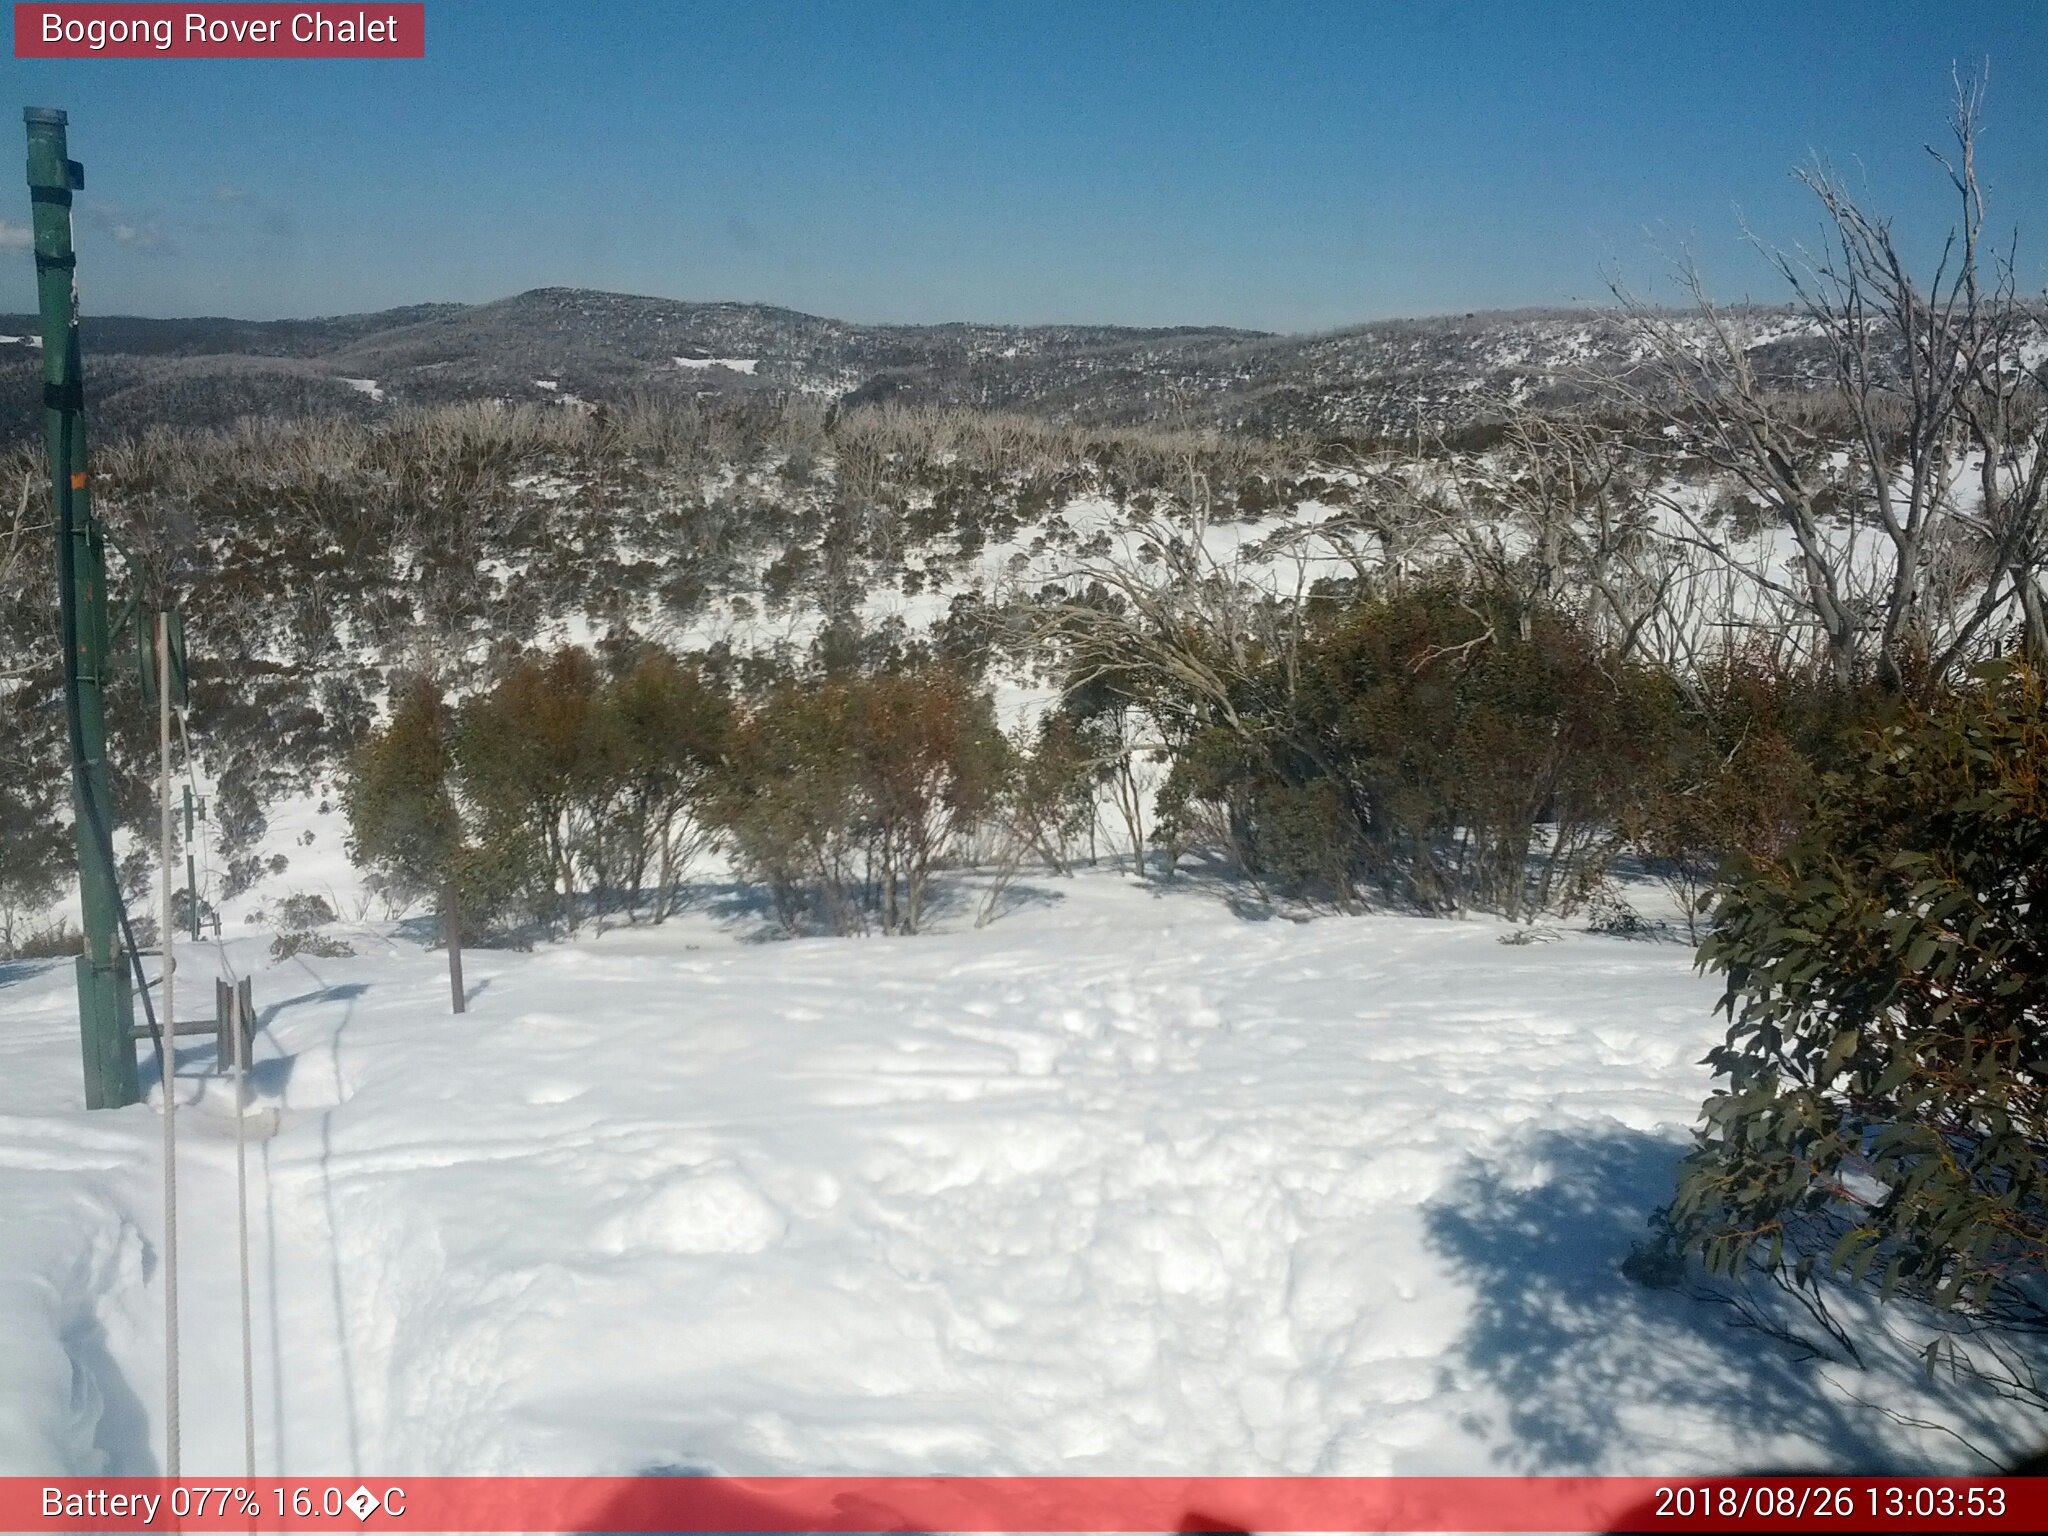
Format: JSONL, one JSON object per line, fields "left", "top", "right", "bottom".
{"left": 1, "top": 870, "right": 2034, "bottom": 1479}
{"left": 673, "top": 356, "right": 760, "bottom": 375}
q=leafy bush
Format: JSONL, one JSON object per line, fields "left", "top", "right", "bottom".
{"left": 269, "top": 927, "right": 356, "bottom": 961}
{"left": 1668, "top": 662, "right": 2048, "bottom": 1395}
{"left": 5, "top": 918, "right": 82, "bottom": 959}
{"left": 1583, "top": 888, "right": 1659, "bottom": 939}
{"left": 1156, "top": 578, "right": 1680, "bottom": 915}
{"left": 453, "top": 648, "right": 608, "bottom": 933}
{"left": 713, "top": 665, "right": 1008, "bottom": 934}
{"left": 587, "top": 646, "right": 732, "bottom": 923}
{"left": 264, "top": 890, "right": 355, "bottom": 961}
{"left": 444, "top": 644, "right": 734, "bottom": 931}
{"left": 1628, "top": 659, "right": 1898, "bottom": 939}
{"left": 343, "top": 672, "right": 531, "bottom": 945}
{"left": 275, "top": 892, "right": 338, "bottom": 930}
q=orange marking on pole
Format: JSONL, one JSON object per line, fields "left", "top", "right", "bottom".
{"left": 70, "top": 473, "right": 86, "bottom": 489}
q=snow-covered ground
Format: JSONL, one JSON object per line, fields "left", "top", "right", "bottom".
{"left": 2, "top": 868, "right": 2036, "bottom": 1481}
{"left": 674, "top": 356, "right": 759, "bottom": 375}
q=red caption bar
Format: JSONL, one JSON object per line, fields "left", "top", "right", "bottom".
{"left": 14, "top": 4, "right": 423, "bottom": 57}
{"left": 1, "top": 1477, "right": 2042, "bottom": 1533}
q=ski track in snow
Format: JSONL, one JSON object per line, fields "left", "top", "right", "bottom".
{"left": 0, "top": 874, "right": 2035, "bottom": 1479}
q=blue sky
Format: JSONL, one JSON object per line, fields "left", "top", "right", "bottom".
{"left": 6, "top": 0, "right": 2048, "bottom": 331}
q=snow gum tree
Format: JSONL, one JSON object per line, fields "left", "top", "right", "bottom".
{"left": 341, "top": 673, "right": 512, "bottom": 1013}
{"left": 713, "top": 665, "right": 1009, "bottom": 935}
{"left": 1669, "top": 661, "right": 2048, "bottom": 1404}
{"left": 594, "top": 646, "right": 732, "bottom": 924}
{"left": 454, "top": 648, "right": 607, "bottom": 935}
{"left": 1618, "top": 82, "right": 2048, "bottom": 693}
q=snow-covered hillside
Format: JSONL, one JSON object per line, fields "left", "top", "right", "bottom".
{"left": 1, "top": 871, "right": 2034, "bottom": 1479}
{"left": 0, "top": 289, "right": 1848, "bottom": 448}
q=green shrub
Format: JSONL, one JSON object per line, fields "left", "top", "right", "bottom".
{"left": 275, "top": 892, "right": 338, "bottom": 930}
{"left": 591, "top": 646, "right": 732, "bottom": 923}
{"left": 1628, "top": 659, "right": 1899, "bottom": 938}
{"left": 1668, "top": 662, "right": 2048, "bottom": 1377}
{"left": 713, "top": 665, "right": 1008, "bottom": 934}
{"left": 269, "top": 928, "right": 356, "bottom": 961}
{"left": 453, "top": 647, "right": 609, "bottom": 933}
{"left": 343, "top": 672, "right": 529, "bottom": 953}
{"left": 1155, "top": 577, "right": 1681, "bottom": 915}
{"left": 6, "top": 919, "right": 82, "bottom": 959}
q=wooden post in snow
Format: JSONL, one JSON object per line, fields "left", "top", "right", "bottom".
{"left": 445, "top": 881, "right": 466, "bottom": 1014}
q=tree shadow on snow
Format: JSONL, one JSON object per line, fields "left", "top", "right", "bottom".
{"left": 239, "top": 982, "right": 370, "bottom": 1093}
{"left": 392, "top": 914, "right": 458, "bottom": 948}
{"left": 149, "top": 981, "right": 366, "bottom": 1079}
{"left": 247, "top": 1051, "right": 297, "bottom": 1098}
{"left": 689, "top": 874, "right": 1066, "bottom": 941}
{"left": 971, "top": 876, "right": 1067, "bottom": 925}
{"left": 1420, "top": 1122, "right": 2019, "bottom": 1475}
{"left": 258, "top": 980, "right": 370, "bottom": 1031}
{"left": 1133, "top": 854, "right": 1319, "bottom": 924}
{"left": 696, "top": 878, "right": 802, "bottom": 942}
{"left": 0, "top": 956, "right": 53, "bottom": 993}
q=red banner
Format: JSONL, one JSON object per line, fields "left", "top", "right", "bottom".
{"left": 13, "top": 4, "right": 423, "bottom": 58}
{"left": 0, "top": 1476, "right": 2041, "bottom": 1533}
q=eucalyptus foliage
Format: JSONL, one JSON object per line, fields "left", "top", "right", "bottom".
{"left": 1672, "top": 662, "right": 2048, "bottom": 1347}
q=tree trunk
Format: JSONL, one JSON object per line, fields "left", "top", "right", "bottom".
{"left": 2018, "top": 573, "right": 2048, "bottom": 674}
{"left": 654, "top": 837, "right": 674, "bottom": 926}
{"left": 444, "top": 881, "right": 466, "bottom": 1015}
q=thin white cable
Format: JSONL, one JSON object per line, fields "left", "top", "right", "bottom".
{"left": 155, "top": 612, "right": 180, "bottom": 1479}
{"left": 173, "top": 702, "right": 257, "bottom": 1476}
{"left": 173, "top": 707, "right": 237, "bottom": 984}
{"left": 233, "top": 982, "right": 255, "bottom": 1478}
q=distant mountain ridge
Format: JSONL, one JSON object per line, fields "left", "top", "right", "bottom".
{"left": 0, "top": 286, "right": 1824, "bottom": 444}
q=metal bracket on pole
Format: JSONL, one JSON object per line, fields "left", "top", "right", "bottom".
{"left": 137, "top": 607, "right": 190, "bottom": 710}
{"left": 214, "top": 978, "right": 254, "bottom": 1075}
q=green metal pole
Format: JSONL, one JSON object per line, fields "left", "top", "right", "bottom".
{"left": 26, "top": 107, "right": 138, "bottom": 1110}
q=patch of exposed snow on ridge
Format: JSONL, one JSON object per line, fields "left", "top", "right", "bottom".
{"left": 339, "top": 377, "right": 384, "bottom": 401}
{"left": 674, "top": 356, "right": 759, "bottom": 375}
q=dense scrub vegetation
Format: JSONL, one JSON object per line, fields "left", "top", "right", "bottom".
{"left": 325, "top": 595, "right": 1937, "bottom": 950}
{"left": 0, "top": 396, "right": 1331, "bottom": 948}
{"left": 1152, "top": 581, "right": 1679, "bottom": 916}
{"left": 0, "top": 362, "right": 2039, "bottom": 957}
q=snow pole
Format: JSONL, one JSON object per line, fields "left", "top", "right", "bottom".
{"left": 155, "top": 610, "right": 183, "bottom": 1478}
{"left": 232, "top": 980, "right": 256, "bottom": 1477}
{"left": 25, "top": 107, "right": 140, "bottom": 1110}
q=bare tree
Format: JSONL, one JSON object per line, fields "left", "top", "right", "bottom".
{"left": 0, "top": 471, "right": 47, "bottom": 686}
{"left": 1614, "top": 76, "right": 2047, "bottom": 690}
